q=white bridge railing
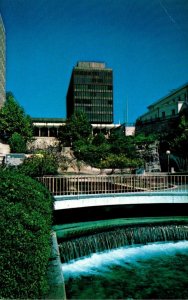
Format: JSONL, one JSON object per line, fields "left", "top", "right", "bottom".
{"left": 37, "top": 174, "right": 188, "bottom": 196}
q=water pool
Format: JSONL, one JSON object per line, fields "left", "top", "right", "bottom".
{"left": 62, "top": 241, "right": 188, "bottom": 299}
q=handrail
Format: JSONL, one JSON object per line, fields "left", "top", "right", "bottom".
{"left": 37, "top": 174, "right": 188, "bottom": 196}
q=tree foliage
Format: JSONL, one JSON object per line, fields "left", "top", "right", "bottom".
{"left": 58, "top": 111, "right": 158, "bottom": 170}
{"left": 100, "top": 154, "right": 143, "bottom": 170}
{"left": 170, "top": 111, "right": 188, "bottom": 159}
{"left": 58, "top": 111, "right": 92, "bottom": 147}
{"left": 0, "top": 92, "right": 33, "bottom": 145}
{"left": 74, "top": 140, "right": 111, "bottom": 167}
{"left": 0, "top": 169, "right": 53, "bottom": 299}
{"left": 9, "top": 132, "right": 27, "bottom": 153}
{"left": 92, "top": 132, "right": 107, "bottom": 146}
{"left": 18, "top": 152, "right": 59, "bottom": 177}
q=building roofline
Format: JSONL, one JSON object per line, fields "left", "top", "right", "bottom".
{"left": 77, "top": 60, "right": 106, "bottom": 64}
{"left": 74, "top": 61, "right": 112, "bottom": 71}
{"left": 148, "top": 82, "right": 188, "bottom": 109}
{"left": 32, "top": 117, "right": 66, "bottom": 123}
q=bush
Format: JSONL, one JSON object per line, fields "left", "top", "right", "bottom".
{"left": 73, "top": 141, "right": 111, "bottom": 167}
{"left": 100, "top": 154, "right": 144, "bottom": 170}
{"left": 9, "top": 132, "right": 27, "bottom": 153}
{"left": 18, "top": 152, "right": 58, "bottom": 177}
{"left": 0, "top": 169, "right": 54, "bottom": 299}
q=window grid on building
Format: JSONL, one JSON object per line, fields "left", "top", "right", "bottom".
{"left": 67, "top": 62, "right": 113, "bottom": 124}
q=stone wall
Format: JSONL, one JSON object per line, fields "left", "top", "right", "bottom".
{"left": 28, "top": 137, "right": 59, "bottom": 150}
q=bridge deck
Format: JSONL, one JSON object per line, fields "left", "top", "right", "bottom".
{"left": 54, "top": 191, "right": 188, "bottom": 210}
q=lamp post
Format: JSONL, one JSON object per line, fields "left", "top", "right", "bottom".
{"left": 166, "top": 150, "right": 171, "bottom": 173}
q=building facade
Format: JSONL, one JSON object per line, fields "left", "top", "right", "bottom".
{"left": 66, "top": 62, "right": 113, "bottom": 124}
{"left": 32, "top": 117, "right": 66, "bottom": 138}
{"left": 31, "top": 117, "right": 124, "bottom": 149}
{"left": 136, "top": 82, "right": 188, "bottom": 135}
{"left": 32, "top": 118, "right": 120, "bottom": 138}
{"left": 0, "top": 15, "right": 6, "bottom": 108}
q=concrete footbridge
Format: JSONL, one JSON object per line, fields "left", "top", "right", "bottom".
{"left": 54, "top": 190, "right": 188, "bottom": 210}
{"left": 37, "top": 174, "right": 188, "bottom": 211}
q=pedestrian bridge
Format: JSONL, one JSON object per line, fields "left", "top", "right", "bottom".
{"left": 36, "top": 174, "right": 188, "bottom": 211}
{"left": 54, "top": 190, "right": 188, "bottom": 210}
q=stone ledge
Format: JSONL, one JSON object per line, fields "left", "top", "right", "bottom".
{"left": 45, "top": 231, "right": 66, "bottom": 300}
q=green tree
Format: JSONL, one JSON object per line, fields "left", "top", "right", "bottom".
{"left": 108, "top": 131, "right": 138, "bottom": 158}
{"left": 100, "top": 153, "right": 143, "bottom": 171}
{"left": 134, "top": 133, "right": 157, "bottom": 145}
{"left": 58, "top": 111, "right": 92, "bottom": 147}
{"left": 92, "top": 132, "right": 107, "bottom": 146}
{"left": 9, "top": 132, "right": 27, "bottom": 153}
{"left": 0, "top": 92, "right": 33, "bottom": 144}
{"left": 171, "top": 112, "right": 188, "bottom": 158}
{"left": 74, "top": 139, "right": 110, "bottom": 167}
{"left": 18, "top": 152, "right": 58, "bottom": 177}
{"left": 108, "top": 131, "right": 125, "bottom": 154}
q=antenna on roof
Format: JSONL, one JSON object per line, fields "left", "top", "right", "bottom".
{"left": 125, "top": 97, "right": 128, "bottom": 125}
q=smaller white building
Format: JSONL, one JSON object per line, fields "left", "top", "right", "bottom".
{"left": 138, "top": 82, "right": 188, "bottom": 123}
{"left": 136, "top": 82, "right": 188, "bottom": 135}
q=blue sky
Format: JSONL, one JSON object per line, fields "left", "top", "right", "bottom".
{"left": 1, "top": 0, "right": 188, "bottom": 123}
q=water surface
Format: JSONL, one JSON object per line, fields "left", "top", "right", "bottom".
{"left": 62, "top": 241, "right": 188, "bottom": 299}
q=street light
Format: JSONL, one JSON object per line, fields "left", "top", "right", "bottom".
{"left": 166, "top": 150, "right": 171, "bottom": 173}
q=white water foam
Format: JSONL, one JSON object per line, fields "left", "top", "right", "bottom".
{"left": 62, "top": 240, "right": 188, "bottom": 279}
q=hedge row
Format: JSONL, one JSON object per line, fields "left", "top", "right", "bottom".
{"left": 0, "top": 169, "right": 54, "bottom": 299}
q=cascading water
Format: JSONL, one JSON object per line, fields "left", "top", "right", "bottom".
{"left": 62, "top": 240, "right": 188, "bottom": 299}
{"left": 62, "top": 240, "right": 188, "bottom": 279}
{"left": 171, "top": 154, "right": 187, "bottom": 171}
{"left": 59, "top": 224, "right": 188, "bottom": 263}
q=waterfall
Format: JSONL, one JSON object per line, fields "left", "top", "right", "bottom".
{"left": 171, "top": 154, "right": 186, "bottom": 171}
{"left": 59, "top": 224, "right": 188, "bottom": 263}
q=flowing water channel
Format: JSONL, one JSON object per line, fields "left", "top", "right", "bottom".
{"left": 59, "top": 224, "right": 188, "bottom": 262}
{"left": 55, "top": 186, "right": 188, "bottom": 298}
{"left": 62, "top": 241, "right": 188, "bottom": 299}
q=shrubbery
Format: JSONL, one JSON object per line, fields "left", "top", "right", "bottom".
{"left": 18, "top": 152, "right": 58, "bottom": 177}
{"left": 100, "top": 154, "right": 143, "bottom": 170}
{"left": 9, "top": 132, "right": 27, "bottom": 153}
{"left": 0, "top": 169, "right": 54, "bottom": 299}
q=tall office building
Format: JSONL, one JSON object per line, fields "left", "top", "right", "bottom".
{"left": 0, "top": 15, "right": 6, "bottom": 108}
{"left": 67, "top": 62, "right": 113, "bottom": 124}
